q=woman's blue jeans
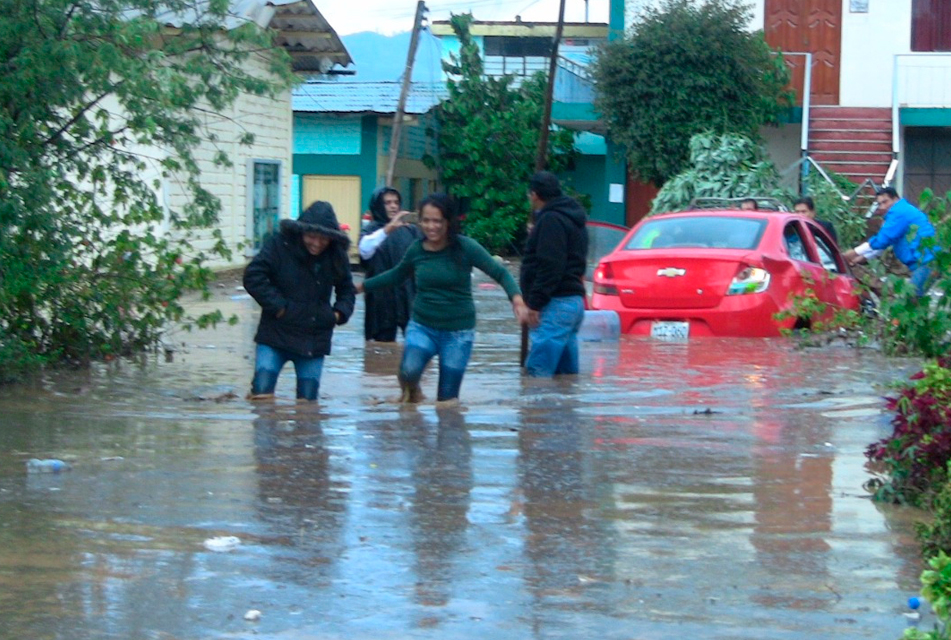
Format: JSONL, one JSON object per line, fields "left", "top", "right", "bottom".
{"left": 251, "top": 343, "right": 324, "bottom": 401}
{"left": 400, "top": 320, "right": 474, "bottom": 401}
{"left": 525, "top": 295, "right": 586, "bottom": 377}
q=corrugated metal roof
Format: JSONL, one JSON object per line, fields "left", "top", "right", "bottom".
{"left": 156, "top": 0, "right": 297, "bottom": 30}
{"left": 293, "top": 81, "right": 447, "bottom": 114}
{"left": 155, "top": 0, "right": 352, "bottom": 71}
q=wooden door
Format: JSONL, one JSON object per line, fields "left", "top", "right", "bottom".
{"left": 912, "top": 0, "right": 951, "bottom": 51}
{"left": 765, "top": 0, "right": 842, "bottom": 105}
{"left": 302, "top": 175, "right": 361, "bottom": 261}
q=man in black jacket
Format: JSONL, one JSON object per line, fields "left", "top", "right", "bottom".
{"left": 243, "top": 201, "right": 356, "bottom": 401}
{"left": 793, "top": 196, "right": 838, "bottom": 245}
{"left": 519, "top": 171, "right": 589, "bottom": 377}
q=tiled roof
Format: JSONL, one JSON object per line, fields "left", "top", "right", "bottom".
{"left": 155, "top": 0, "right": 352, "bottom": 71}
{"left": 293, "top": 81, "right": 447, "bottom": 114}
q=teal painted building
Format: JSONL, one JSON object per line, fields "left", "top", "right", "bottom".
{"left": 430, "top": 18, "right": 628, "bottom": 226}
{"left": 292, "top": 80, "right": 445, "bottom": 254}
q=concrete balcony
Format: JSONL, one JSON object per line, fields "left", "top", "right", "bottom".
{"left": 895, "top": 53, "right": 951, "bottom": 109}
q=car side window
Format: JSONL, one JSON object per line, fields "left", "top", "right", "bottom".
{"left": 783, "top": 223, "right": 813, "bottom": 263}
{"left": 811, "top": 228, "right": 842, "bottom": 273}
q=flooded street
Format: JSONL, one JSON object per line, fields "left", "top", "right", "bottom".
{"left": 0, "top": 269, "right": 929, "bottom": 640}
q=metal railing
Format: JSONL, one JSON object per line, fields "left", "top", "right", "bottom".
{"left": 782, "top": 155, "right": 881, "bottom": 214}
{"left": 777, "top": 51, "right": 813, "bottom": 157}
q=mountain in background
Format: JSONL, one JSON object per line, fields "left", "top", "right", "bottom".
{"left": 340, "top": 31, "right": 446, "bottom": 83}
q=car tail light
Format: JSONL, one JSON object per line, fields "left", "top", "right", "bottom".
{"left": 726, "top": 266, "right": 770, "bottom": 295}
{"left": 594, "top": 262, "right": 618, "bottom": 295}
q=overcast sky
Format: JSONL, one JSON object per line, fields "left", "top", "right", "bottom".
{"left": 320, "top": 0, "right": 610, "bottom": 36}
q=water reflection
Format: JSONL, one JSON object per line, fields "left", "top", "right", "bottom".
{"left": 252, "top": 405, "right": 348, "bottom": 587}
{"left": 751, "top": 412, "right": 834, "bottom": 610}
{"left": 0, "top": 286, "right": 931, "bottom": 639}
{"left": 408, "top": 408, "right": 473, "bottom": 608}
{"left": 518, "top": 396, "right": 613, "bottom": 616}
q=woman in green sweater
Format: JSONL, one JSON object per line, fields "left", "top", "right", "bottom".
{"left": 357, "top": 193, "right": 528, "bottom": 403}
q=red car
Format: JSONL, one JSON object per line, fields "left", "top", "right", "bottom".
{"left": 590, "top": 210, "right": 860, "bottom": 338}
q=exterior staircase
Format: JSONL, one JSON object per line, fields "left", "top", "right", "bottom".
{"left": 808, "top": 106, "right": 894, "bottom": 187}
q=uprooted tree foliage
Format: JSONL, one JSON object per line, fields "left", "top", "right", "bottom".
{"left": 426, "top": 12, "right": 577, "bottom": 254}
{"left": 592, "top": 0, "right": 791, "bottom": 186}
{"left": 0, "top": 0, "right": 294, "bottom": 381}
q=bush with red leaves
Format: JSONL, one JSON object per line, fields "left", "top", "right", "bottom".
{"left": 866, "top": 357, "right": 951, "bottom": 506}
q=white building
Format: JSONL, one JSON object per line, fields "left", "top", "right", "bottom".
{"left": 156, "top": 0, "right": 352, "bottom": 268}
{"left": 622, "top": 0, "right": 951, "bottom": 203}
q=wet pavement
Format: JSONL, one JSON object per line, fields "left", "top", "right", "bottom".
{"left": 0, "top": 269, "right": 931, "bottom": 639}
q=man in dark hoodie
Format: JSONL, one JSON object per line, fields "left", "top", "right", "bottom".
{"left": 519, "top": 171, "right": 589, "bottom": 377}
{"left": 243, "top": 201, "right": 356, "bottom": 401}
{"left": 359, "top": 187, "right": 423, "bottom": 341}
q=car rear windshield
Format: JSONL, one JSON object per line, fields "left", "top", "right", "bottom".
{"left": 625, "top": 216, "right": 767, "bottom": 250}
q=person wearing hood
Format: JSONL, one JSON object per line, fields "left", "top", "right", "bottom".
{"left": 243, "top": 201, "right": 356, "bottom": 401}
{"left": 519, "top": 171, "right": 589, "bottom": 377}
{"left": 359, "top": 187, "right": 423, "bottom": 342}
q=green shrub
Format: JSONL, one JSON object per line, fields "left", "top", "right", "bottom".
{"left": 428, "top": 13, "right": 577, "bottom": 254}
{"left": 651, "top": 132, "right": 788, "bottom": 213}
{"left": 0, "top": 336, "right": 48, "bottom": 383}
{"left": 592, "top": 0, "right": 790, "bottom": 185}
{"left": 866, "top": 359, "right": 951, "bottom": 507}
{"left": 0, "top": 0, "right": 288, "bottom": 381}
{"left": 906, "top": 552, "right": 951, "bottom": 639}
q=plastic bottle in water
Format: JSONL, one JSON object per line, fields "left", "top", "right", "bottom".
{"left": 26, "top": 458, "right": 72, "bottom": 473}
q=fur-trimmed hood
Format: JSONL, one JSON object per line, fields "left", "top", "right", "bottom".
{"left": 280, "top": 201, "right": 350, "bottom": 248}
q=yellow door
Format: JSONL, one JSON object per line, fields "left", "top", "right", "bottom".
{"left": 301, "top": 175, "right": 362, "bottom": 261}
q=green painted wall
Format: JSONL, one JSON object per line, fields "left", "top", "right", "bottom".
{"left": 560, "top": 155, "right": 607, "bottom": 221}
{"left": 292, "top": 115, "right": 380, "bottom": 212}
{"left": 902, "top": 108, "right": 951, "bottom": 127}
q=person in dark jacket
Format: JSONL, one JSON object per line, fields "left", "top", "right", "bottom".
{"left": 519, "top": 171, "right": 589, "bottom": 377}
{"left": 359, "top": 187, "right": 423, "bottom": 342}
{"left": 243, "top": 201, "right": 356, "bottom": 401}
{"left": 793, "top": 196, "right": 838, "bottom": 245}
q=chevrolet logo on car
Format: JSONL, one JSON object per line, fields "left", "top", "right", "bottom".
{"left": 656, "top": 267, "right": 686, "bottom": 277}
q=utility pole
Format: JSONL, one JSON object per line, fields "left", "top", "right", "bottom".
{"left": 523, "top": 0, "right": 567, "bottom": 368}
{"left": 386, "top": 1, "right": 428, "bottom": 187}
{"left": 534, "top": 0, "right": 567, "bottom": 171}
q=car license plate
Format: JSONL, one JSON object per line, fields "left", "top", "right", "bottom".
{"left": 651, "top": 321, "right": 689, "bottom": 340}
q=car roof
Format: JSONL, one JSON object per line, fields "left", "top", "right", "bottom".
{"left": 687, "top": 197, "right": 789, "bottom": 211}
{"left": 644, "top": 209, "right": 796, "bottom": 221}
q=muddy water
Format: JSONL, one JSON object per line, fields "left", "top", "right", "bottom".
{"left": 0, "top": 270, "right": 928, "bottom": 639}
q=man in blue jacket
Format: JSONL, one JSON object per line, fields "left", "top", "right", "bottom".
{"left": 843, "top": 187, "right": 936, "bottom": 295}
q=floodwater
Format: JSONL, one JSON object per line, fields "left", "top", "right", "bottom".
{"left": 0, "top": 269, "right": 931, "bottom": 640}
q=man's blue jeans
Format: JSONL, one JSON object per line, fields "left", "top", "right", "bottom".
{"left": 525, "top": 295, "right": 585, "bottom": 377}
{"left": 911, "top": 263, "right": 934, "bottom": 297}
{"left": 251, "top": 343, "right": 324, "bottom": 401}
{"left": 400, "top": 320, "right": 474, "bottom": 401}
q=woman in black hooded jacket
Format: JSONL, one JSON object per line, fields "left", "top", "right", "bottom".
{"left": 359, "top": 187, "right": 422, "bottom": 341}
{"left": 243, "top": 201, "right": 356, "bottom": 401}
